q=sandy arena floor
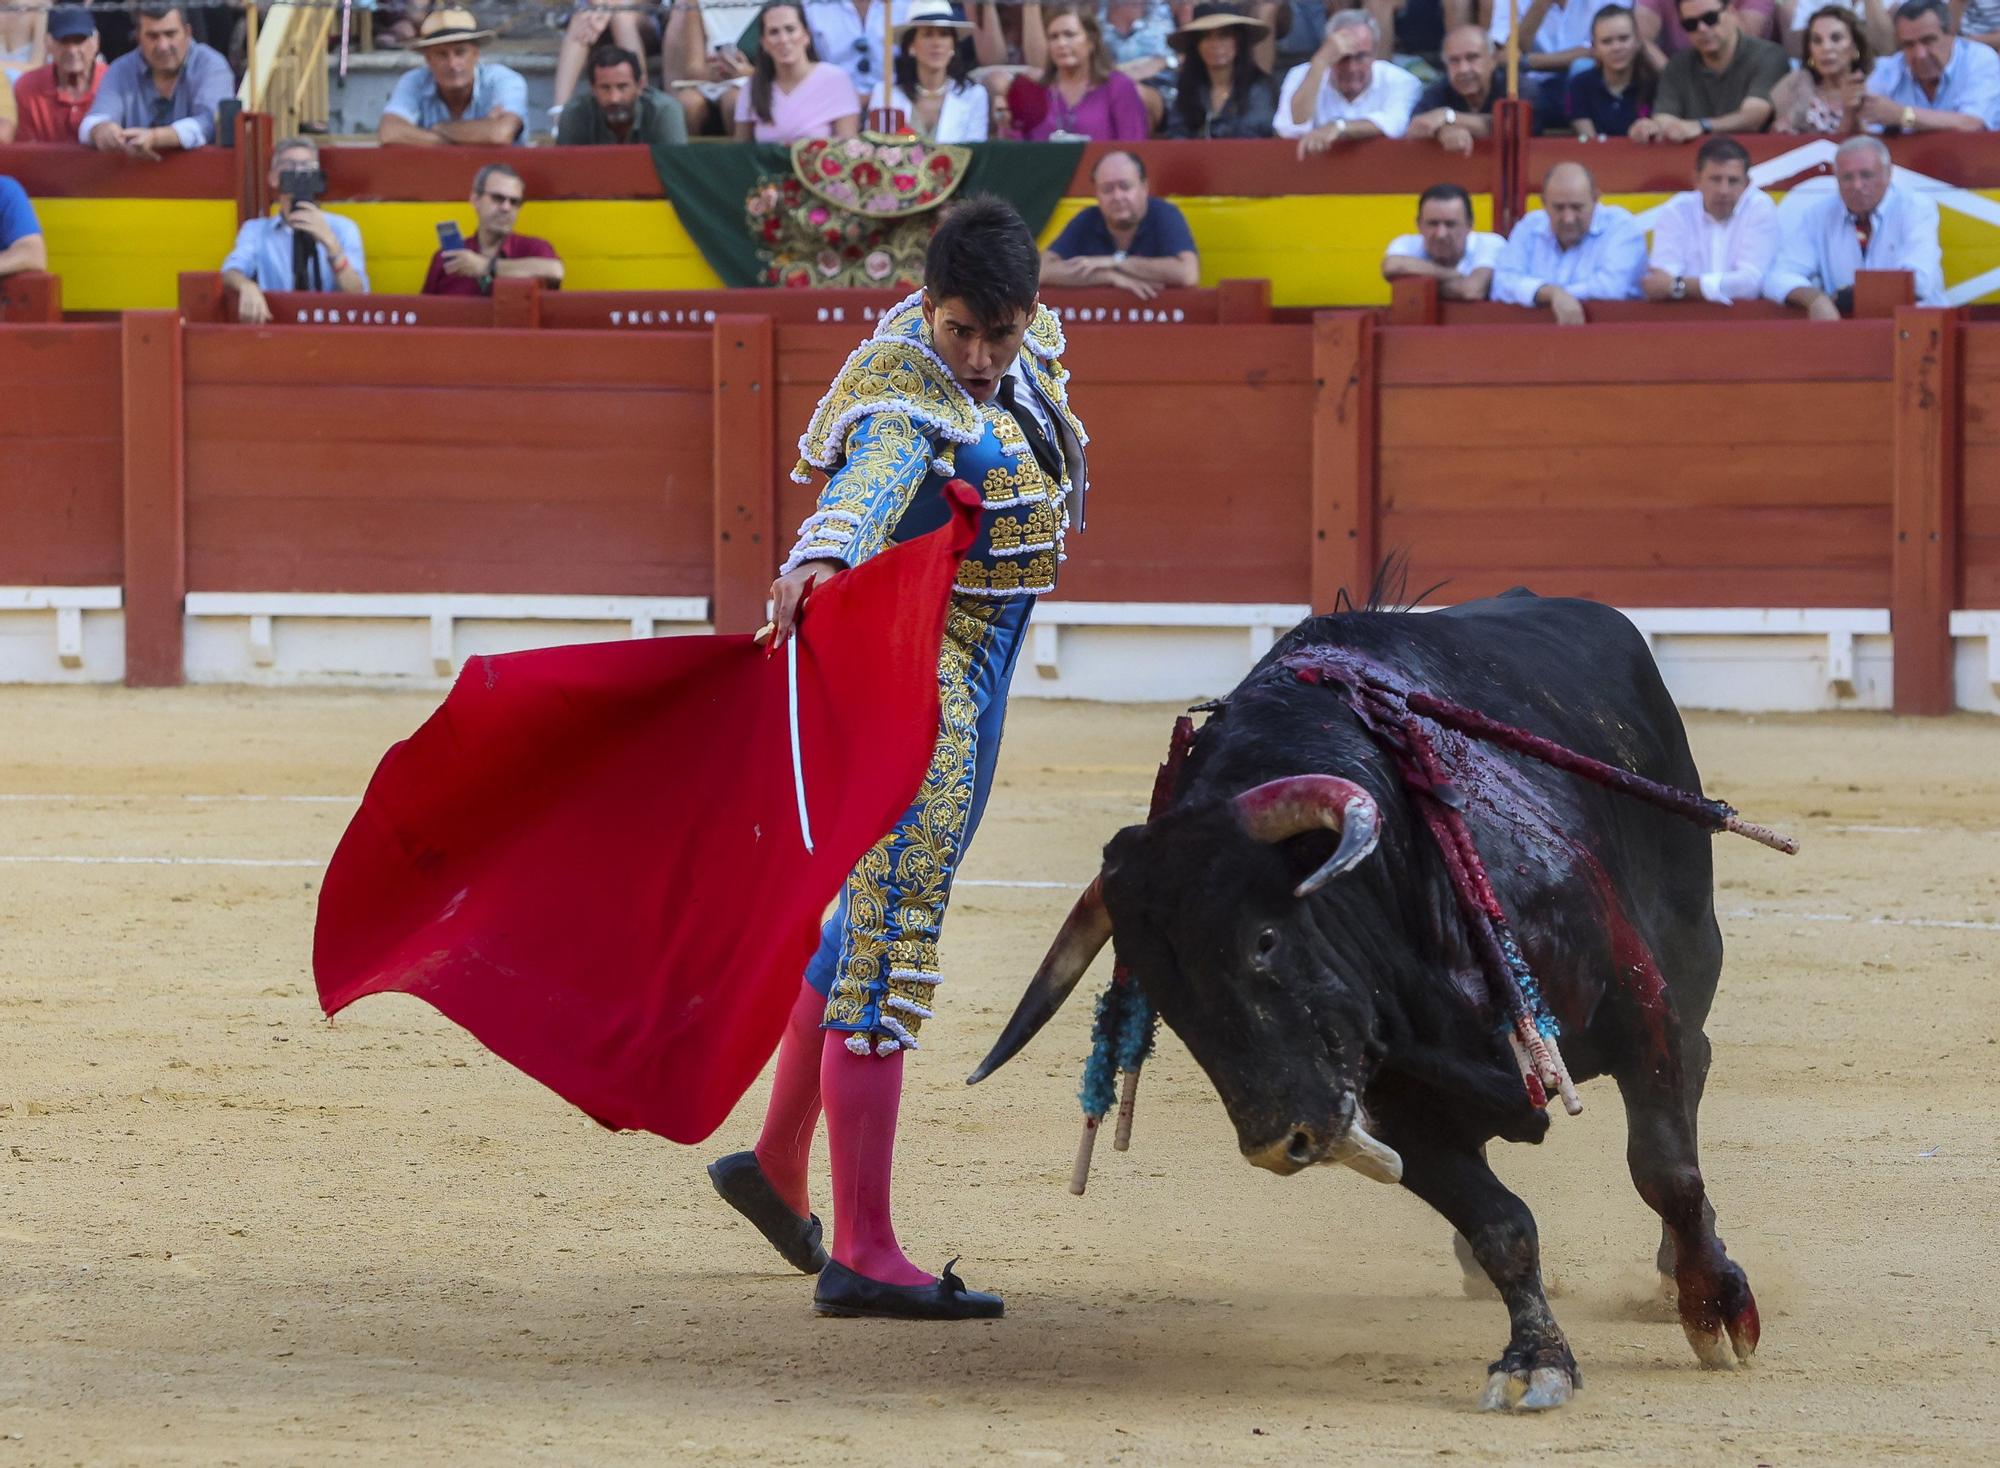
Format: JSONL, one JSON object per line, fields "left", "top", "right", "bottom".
{"left": 1, "top": 687, "right": 1997, "bottom": 1466}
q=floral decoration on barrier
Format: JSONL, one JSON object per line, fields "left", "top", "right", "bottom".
{"left": 745, "top": 135, "right": 972, "bottom": 290}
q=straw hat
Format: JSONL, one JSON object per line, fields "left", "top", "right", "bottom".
{"left": 894, "top": 0, "right": 975, "bottom": 42}
{"left": 413, "top": 8, "right": 496, "bottom": 47}
{"left": 1169, "top": 3, "right": 1271, "bottom": 52}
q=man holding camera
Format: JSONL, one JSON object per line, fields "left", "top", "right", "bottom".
{"left": 220, "top": 138, "right": 370, "bottom": 325}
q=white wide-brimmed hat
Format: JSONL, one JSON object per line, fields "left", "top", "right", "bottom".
{"left": 413, "top": 8, "right": 496, "bottom": 48}
{"left": 1169, "top": 3, "right": 1272, "bottom": 52}
{"left": 895, "top": 0, "right": 975, "bottom": 42}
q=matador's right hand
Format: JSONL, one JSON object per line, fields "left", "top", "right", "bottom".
{"left": 765, "top": 559, "right": 844, "bottom": 647}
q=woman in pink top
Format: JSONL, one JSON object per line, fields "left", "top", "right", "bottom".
{"left": 734, "top": 0, "right": 862, "bottom": 143}
{"left": 1006, "top": 4, "right": 1149, "bottom": 141}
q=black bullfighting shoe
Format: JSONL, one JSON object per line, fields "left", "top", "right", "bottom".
{"left": 812, "top": 1258, "right": 1005, "bottom": 1321}
{"left": 706, "top": 1151, "right": 829, "bottom": 1275}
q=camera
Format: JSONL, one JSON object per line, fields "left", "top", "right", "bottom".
{"left": 278, "top": 167, "right": 326, "bottom": 207}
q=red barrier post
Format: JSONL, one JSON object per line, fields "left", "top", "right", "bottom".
{"left": 1891, "top": 307, "right": 1961, "bottom": 715}
{"left": 492, "top": 277, "right": 541, "bottom": 328}
{"left": 1854, "top": 269, "right": 1918, "bottom": 320}
{"left": 1216, "top": 277, "right": 1272, "bottom": 324}
{"left": 237, "top": 111, "right": 273, "bottom": 224}
{"left": 121, "top": 312, "right": 187, "bottom": 686}
{"left": 0, "top": 271, "right": 62, "bottom": 322}
{"left": 712, "top": 315, "right": 778, "bottom": 633}
{"left": 1311, "top": 311, "right": 1376, "bottom": 611}
{"left": 1388, "top": 275, "right": 1439, "bottom": 325}
{"left": 178, "top": 271, "right": 233, "bottom": 323}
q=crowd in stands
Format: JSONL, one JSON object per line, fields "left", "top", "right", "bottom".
{"left": 0, "top": 0, "right": 1977, "bottom": 317}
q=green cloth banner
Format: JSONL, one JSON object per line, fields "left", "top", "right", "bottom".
{"left": 650, "top": 141, "right": 1085, "bottom": 288}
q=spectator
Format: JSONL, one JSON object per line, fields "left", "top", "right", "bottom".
{"left": 1629, "top": 0, "right": 1788, "bottom": 139}
{"left": 1770, "top": 4, "right": 1871, "bottom": 132}
{"left": 661, "top": 0, "right": 759, "bottom": 138}
{"left": 13, "top": 6, "right": 103, "bottom": 145}
{"left": 0, "top": 0, "right": 45, "bottom": 87}
{"left": 1493, "top": 160, "right": 1647, "bottom": 323}
{"left": 1773, "top": 0, "right": 1888, "bottom": 60}
{"left": 422, "top": 164, "right": 567, "bottom": 297}
{"left": 1859, "top": 0, "right": 2000, "bottom": 131}
{"left": 1408, "top": 25, "right": 1518, "bottom": 155}
{"left": 0, "top": 174, "right": 46, "bottom": 279}
{"left": 1164, "top": 3, "right": 1279, "bottom": 138}
{"left": 378, "top": 9, "right": 528, "bottom": 146}
{"left": 1102, "top": 0, "right": 1178, "bottom": 130}
{"left": 1765, "top": 133, "right": 1942, "bottom": 314}
{"left": 1381, "top": 182, "right": 1506, "bottom": 299}
{"left": 1375, "top": 0, "right": 1452, "bottom": 71}
{"left": 1275, "top": 9, "right": 1423, "bottom": 151}
{"left": 220, "top": 138, "right": 369, "bottom": 325}
{"left": 866, "top": 0, "right": 990, "bottom": 143}
{"left": 800, "top": 0, "right": 901, "bottom": 94}
{"left": 734, "top": 0, "right": 861, "bottom": 140}
{"left": 1642, "top": 135, "right": 1778, "bottom": 303}
{"left": 1637, "top": 0, "right": 1776, "bottom": 56}
{"left": 559, "top": 45, "right": 691, "bottom": 145}
{"left": 1008, "top": 4, "right": 1150, "bottom": 139}
{"left": 1040, "top": 150, "right": 1200, "bottom": 299}
{"left": 80, "top": 3, "right": 232, "bottom": 157}
{"left": 1568, "top": 5, "right": 1661, "bottom": 136}
{"left": 1487, "top": 0, "right": 1628, "bottom": 80}
{"left": 551, "top": 2, "right": 656, "bottom": 126}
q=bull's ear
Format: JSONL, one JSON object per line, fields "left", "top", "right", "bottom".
{"left": 966, "top": 876, "right": 1112, "bottom": 1084}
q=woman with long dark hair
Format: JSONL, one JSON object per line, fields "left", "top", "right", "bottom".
{"left": 1770, "top": 5, "right": 1871, "bottom": 134}
{"left": 1005, "top": 3, "right": 1149, "bottom": 140}
{"left": 866, "top": 0, "right": 991, "bottom": 143}
{"left": 733, "top": 0, "right": 861, "bottom": 143}
{"left": 1565, "top": 5, "right": 1658, "bottom": 140}
{"left": 1163, "top": 4, "right": 1277, "bottom": 139}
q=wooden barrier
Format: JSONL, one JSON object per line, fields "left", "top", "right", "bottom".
{"left": 1388, "top": 271, "right": 1917, "bottom": 326}
{"left": 2, "top": 309, "right": 1991, "bottom": 710}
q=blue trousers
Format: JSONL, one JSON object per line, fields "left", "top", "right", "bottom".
{"left": 806, "top": 594, "right": 1033, "bottom": 1053}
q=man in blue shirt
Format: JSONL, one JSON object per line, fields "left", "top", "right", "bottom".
{"left": 378, "top": 8, "right": 528, "bottom": 146}
{"left": 0, "top": 176, "right": 48, "bottom": 279}
{"left": 1493, "top": 160, "right": 1646, "bottom": 324}
{"left": 79, "top": 3, "right": 233, "bottom": 157}
{"left": 220, "top": 138, "right": 370, "bottom": 325}
{"left": 1040, "top": 150, "right": 1200, "bottom": 300}
{"left": 1765, "top": 135, "right": 1943, "bottom": 318}
{"left": 1860, "top": 0, "right": 2000, "bottom": 133}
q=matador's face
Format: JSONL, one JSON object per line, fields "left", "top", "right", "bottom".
{"left": 921, "top": 294, "right": 1032, "bottom": 404}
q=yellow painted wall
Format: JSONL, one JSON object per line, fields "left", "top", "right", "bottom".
{"left": 31, "top": 190, "right": 2000, "bottom": 310}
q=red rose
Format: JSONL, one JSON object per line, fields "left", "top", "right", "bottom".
{"left": 821, "top": 157, "right": 842, "bottom": 177}
{"left": 892, "top": 173, "right": 917, "bottom": 190}
{"left": 786, "top": 270, "right": 811, "bottom": 288}
{"left": 853, "top": 162, "right": 881, "bottom": 186}
{"left": 928, "top": 156, "right": 951, "bottom": 175}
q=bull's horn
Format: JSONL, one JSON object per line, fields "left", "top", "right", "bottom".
{"left": 1232, "top": 775, "right": 1383, "bottom": 897}
{"left": 966, "top": 875, "right": 1113, "bottom": 1085}
{"left": 1326, "top": 1123, "right": 1404, "bottom": 1185}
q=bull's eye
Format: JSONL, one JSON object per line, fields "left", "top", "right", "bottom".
{"left": 1254, "top": 928, "right": 1279, "bottom": 958}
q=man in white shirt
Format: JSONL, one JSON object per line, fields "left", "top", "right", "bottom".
{"left": 1493, "top": 160, "right": 1648, "bottom": 324}
{"left": 1859, "top": 0, "right": 2000, "bottom": 134}
{"left": 1381, "top": 183, "right": 1507, "bottom": 300}
{"left": 1642, "top": 136, "right": 1778, "bottom": 306}
{"left": 1764, "top": 134, "right": 1943, "bottom": 318}
{"left": 1275, "top": 9, "right": 1422, "bottom": 152}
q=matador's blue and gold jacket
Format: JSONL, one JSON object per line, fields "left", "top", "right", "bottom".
{"left": 781, "top": 292, "right": 1089, "bottom": 597}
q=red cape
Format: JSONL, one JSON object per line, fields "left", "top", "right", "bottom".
{"left": 313, "top": 485, "right": 981, "bottom": 1143}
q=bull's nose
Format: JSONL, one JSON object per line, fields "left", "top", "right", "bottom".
{"left": 1246, "top": 1128, "right": 1318, "bottom": 1176}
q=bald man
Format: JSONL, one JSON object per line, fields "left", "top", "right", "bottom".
{"left": 1492, "top": 161, "right": 1647, "bottom": 325}
{"left": 1406, "top": 26, "right": 1515, "bottom": 155}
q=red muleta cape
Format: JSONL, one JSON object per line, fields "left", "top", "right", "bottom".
{"left": 313, "top": 484, "right": 983, "bottom": 1143}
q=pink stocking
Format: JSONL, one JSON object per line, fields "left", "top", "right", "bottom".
{"left": 750, "top": 979, "right": 827, "bottom": 1220}
{"left": 821, "top": 1031, "right": 932, "bottom": 1286}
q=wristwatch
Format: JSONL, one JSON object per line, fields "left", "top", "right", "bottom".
{"left": 1902, "top": 104, "right": 1918, "bottom": 131}
{"left": 1444, "top": 107, "right": 1457, "bottom": 126}
{"left": 1698, "top": 118, "right": 1713, "bottom": 134}
{"left": 1671, "top": 275, "right": 1686, "bottom": 301}
{"left": 1111, "top": 249, "right": 1128, "bottom": 265}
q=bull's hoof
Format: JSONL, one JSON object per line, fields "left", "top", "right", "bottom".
{"left": 1478, "top": 1365, "right": 1577, "bottom": 1413}
{"left": 1679, "top": 1265, "right": 1759, "bottom": 1369}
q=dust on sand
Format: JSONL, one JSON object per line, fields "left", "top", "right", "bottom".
{"left": 2, "top": 688, "right": 1996, "bottom": 1465}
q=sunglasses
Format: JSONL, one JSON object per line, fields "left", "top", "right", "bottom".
{"left": 482, "top": 191, "right": 523, "bottom": 207}
{"left": 1682, "top": 8, "right": 1727, "bottom": 29}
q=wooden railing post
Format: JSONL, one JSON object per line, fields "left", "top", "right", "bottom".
{"left": 237, "top": 110, "right": 273, "bottom": 224}
{"left": 178, "top": 271, "right": 232, "bottom": 323}
{"left": 492, "top": 277, "right": 541, "bottom": 328}
{"left": 1310, "top": 311, "right": 1377, "bottom": 612}
{"left": 1890, "top": 307, "right": 1960, "bottom": 715}
{"left": 1494, "top": 97, "right": 1533, "bottom": 237}
{"left": 1388, "top": 275, "right": 1439, "bottom": 325}
{"left": 121, "top": 311, "right": 187, "bottom": 687}
{"left": 711, "top": 315, "right": 777, "bottom": 633}
{"left": 0, "top": 270, "right": 62, "bottom": 322}
{"left": 1216, "top": 277, "right": 1272, "bottom": 324}
{"left": 1854, "top": 269, "right": 1917, "bottom": 320}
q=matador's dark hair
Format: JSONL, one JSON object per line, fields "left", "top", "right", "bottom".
{"left": 925, "top": 195, "right": 1041, "bottom": 328}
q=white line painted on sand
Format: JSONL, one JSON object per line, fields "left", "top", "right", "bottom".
{"left": 0, "top": 794, "right": 354, "bottom": 804}
{"left": 0, "top": 855, "right": 321, "bottom": 868}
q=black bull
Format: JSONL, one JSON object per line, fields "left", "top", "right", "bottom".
{"left": 971, "top": 590, "right": 1762, "bottom": 1412}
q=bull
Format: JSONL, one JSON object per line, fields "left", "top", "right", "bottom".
{"left": 970, "top": 590, "right": 1763, "bottom": 1411}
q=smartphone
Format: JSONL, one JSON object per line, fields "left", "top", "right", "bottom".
{"left": 435, "top": 221, "right": 466, "bottom": 253}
